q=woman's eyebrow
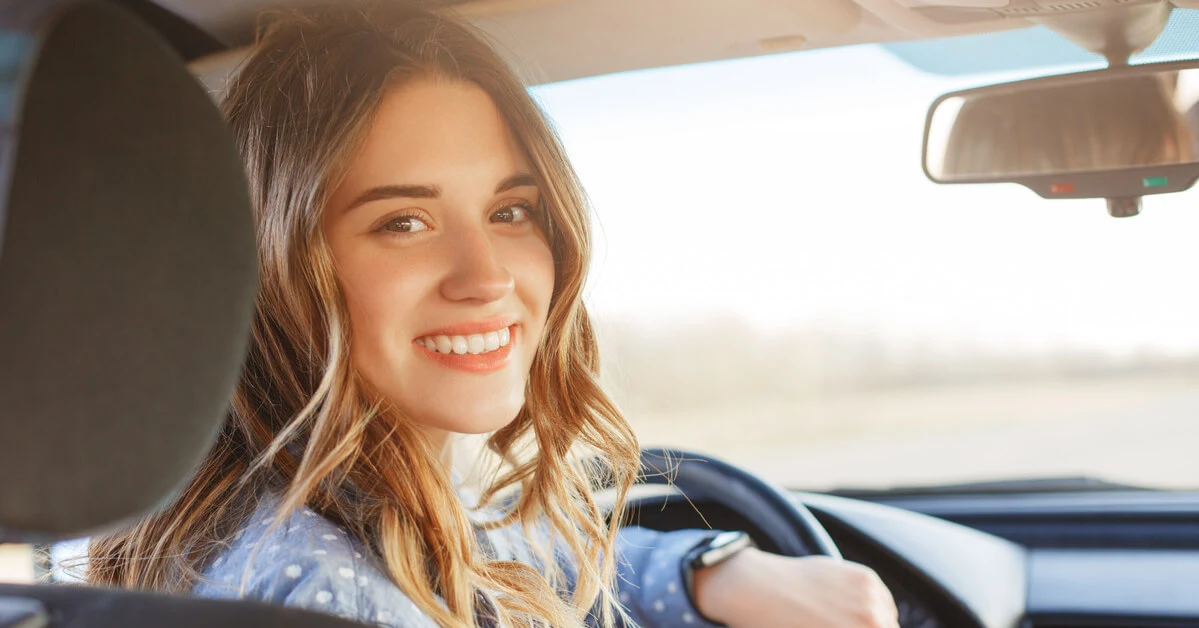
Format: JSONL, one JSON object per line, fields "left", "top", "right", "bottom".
{"left": 344, "top": 175, "right": 535, "bottom": 213}
{"left": 345, "top": 184, "right": 441, "bottom": 212}
{"left": 495, "top": 173, "right": 537, "bottom": 193}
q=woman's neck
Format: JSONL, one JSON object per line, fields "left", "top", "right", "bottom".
{"left": 419, "top": 426, "right": 456, "bottom": 469}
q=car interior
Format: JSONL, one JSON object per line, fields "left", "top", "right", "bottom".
{"left": 2, "top": 1, "right": 1199, "bottom": 627}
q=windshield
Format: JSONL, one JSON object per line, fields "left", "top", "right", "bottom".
{"left": 532, "top": 13, "right": 1199, "bottom": 492}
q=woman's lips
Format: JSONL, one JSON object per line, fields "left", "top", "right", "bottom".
{"left": 414, "top": 325, "right": 516, "bottom": 373}
{"left": 416, "top": 315, "right": 518, "bottom": 338}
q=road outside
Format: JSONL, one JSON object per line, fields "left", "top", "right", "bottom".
{"left": 630, "top": 373, "right": 1199, "bottom": 491}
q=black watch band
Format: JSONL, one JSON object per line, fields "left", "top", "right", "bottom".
{"left": 680, "top": 531, "right": 756, "bottom": 623}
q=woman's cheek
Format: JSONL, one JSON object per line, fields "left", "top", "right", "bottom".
{"left": 341, "top": 249, "right": 425, "bottom": 378}
{"left": 514, "top": 242, "right": 555, "bottom": 351}
{"left": 519, "top": 234, "right": 556, "bottom": 307}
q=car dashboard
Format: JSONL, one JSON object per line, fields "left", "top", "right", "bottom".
{"left": 622, "top": 488, "right": 1199, "bottom": 628}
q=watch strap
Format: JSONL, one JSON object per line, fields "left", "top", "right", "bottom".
{"left": 680, "top": 531, "right": 755, "bottom": 625}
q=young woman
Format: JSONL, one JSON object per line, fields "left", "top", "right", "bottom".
{"left": 87, "top": 3, "right": 898, "bottom": 627}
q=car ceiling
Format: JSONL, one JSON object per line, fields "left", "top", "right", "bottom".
{"left": 162, "top": 0, "right": 1199, "bottom": 84}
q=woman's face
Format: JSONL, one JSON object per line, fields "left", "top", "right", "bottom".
{"left": 324, "top": 79, "right": 555, "bottom": 442}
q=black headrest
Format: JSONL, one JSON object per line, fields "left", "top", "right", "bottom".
{"left": 0, "top": 1, "right": 256, "bottom": 542}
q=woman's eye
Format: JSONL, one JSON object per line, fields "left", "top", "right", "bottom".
{"left": 380, "top": 215, "right": 430, "bottom": 234}
{"left": 491, "top": 202, "right": 535, "bottom": 224}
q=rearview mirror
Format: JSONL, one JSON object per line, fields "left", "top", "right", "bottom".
{"left": 923, "top": 60, "right": 1199, "bottom": 215}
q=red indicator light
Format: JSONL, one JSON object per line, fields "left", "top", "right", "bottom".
{"left": 1051, "top": 183, "right": 1075, "bottom": 194}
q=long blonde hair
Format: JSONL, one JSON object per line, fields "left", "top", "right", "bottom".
{"left": 87, "top": 4, "right": 639, "bottom": 627}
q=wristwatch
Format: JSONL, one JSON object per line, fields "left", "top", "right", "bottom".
{"left": 680, "top": 530, "right": 756, "bottom": 619}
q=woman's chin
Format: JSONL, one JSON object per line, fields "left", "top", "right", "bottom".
{"left": 416, "top": 399, "right": 524, "bottom": 436}
{"left": 453, "top": 418, "right": 517, "bottom": 436}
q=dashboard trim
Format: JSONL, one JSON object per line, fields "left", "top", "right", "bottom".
{"left": 1027, "top": 549, "right": 1199, "bottom": 620}
{"left": 796, "top": 492, "right": 1028, "bottom": 628}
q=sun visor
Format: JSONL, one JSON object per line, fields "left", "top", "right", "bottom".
{"left": 0, "top": 1, "right": 256, "bottom": 542}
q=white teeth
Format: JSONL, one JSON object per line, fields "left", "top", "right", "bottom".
{"left": 418, "top": 326, "right": 513, "bottom": 355}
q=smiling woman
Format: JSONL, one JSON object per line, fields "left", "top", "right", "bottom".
{"left": 85, "top": 4, "right": 646, "bottom": 626}
{"left": 81, "top": 3, "right": 900, "bottom": 628}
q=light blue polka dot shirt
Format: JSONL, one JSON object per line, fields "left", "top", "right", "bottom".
{"left": 192, "top": 492, "right": 725, "bottom": 628}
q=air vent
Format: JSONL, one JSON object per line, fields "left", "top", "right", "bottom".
{"left": 433, "top": 0, "right": 562, "bottom": 19}
{"left": 1027, "top": 622, "right": 1195, "bottom": 628}
{"left": 996, "top": 6, "right": 1055, "bottom": 14}
{"left": 905, "top": 0, "right": 1157, "bottom": 25}
{"left": 1020, "top": 1, "right": 1104, "bottom": 12}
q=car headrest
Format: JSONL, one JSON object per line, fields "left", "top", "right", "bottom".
{"left": 0, "top": 1, "right": 256, "bottom": 542}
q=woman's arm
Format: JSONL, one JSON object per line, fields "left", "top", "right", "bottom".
{"left": 611, "top": 527, "right": 900, "bottom": 628}
{"left": 611, "top": 526, "right": 725, "bottom": 628}
{"left": 691, "top": 548, "right": 900, "bottom": 628}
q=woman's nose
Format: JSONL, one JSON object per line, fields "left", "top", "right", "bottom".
{"left": 439, "top": 228, "right": 515, "bottom": 304}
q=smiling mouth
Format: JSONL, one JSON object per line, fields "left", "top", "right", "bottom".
{"left": 413, "top": 325, "right": 517, "bottom": 374}
{"left": 415, "top": 325, "right": 512, "bottom": 355}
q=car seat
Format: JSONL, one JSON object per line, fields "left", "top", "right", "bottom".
{"left": 0, "top": 2, "right": 365, "bottom": 626}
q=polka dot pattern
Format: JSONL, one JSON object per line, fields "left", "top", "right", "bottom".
{"left": 615, "top": 527, "right": 727, "bottom": 628}
{"left": 193, "top": 491, "right": 723, "bottom": 628}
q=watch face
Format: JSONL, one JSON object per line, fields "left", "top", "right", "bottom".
{"left": 711, "top": 531, "right": 748, "bottom": 547}
{"left": 696, "top": 531, "right": 754, "bottom": 568}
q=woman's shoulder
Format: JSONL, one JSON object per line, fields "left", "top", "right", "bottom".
{"left": 193, "top": 493, "right": 437, "bottom": 627}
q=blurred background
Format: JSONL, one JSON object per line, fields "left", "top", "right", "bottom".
{"left": 534, "top": 23, "right": 1199, "bottom": 492}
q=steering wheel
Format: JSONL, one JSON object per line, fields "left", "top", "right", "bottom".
{"left": 632, "top": 448, "right": 841, "bottom": 558}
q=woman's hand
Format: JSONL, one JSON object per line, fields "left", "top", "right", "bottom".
{"left": 692, "top": 548, "right": 899, "bottom": 628}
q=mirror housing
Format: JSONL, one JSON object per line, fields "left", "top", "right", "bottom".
{"left": 923, "top": 59, "right": 1199, "bottom": 216}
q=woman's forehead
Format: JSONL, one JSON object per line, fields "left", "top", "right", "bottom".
{"left": 339, "top": 79, "right": 532, "bottom": 196}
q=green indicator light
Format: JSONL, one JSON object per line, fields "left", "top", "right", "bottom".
{"left": 1143, "top": 176, "right": 1169, "bottom": 188}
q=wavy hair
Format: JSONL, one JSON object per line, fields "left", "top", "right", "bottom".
{"left": 86, "top": 3, "right": 639, "bottom": 627}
